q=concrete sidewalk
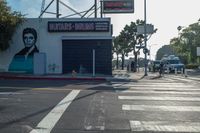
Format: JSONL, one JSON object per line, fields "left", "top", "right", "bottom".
{"left": 0, "top": 70, "right": 155, "bottom": 81}
{"left": 0, "top": 69, "right": 199, "bottom": 81}
{"left": 0, "top": 72, "right": 108, "bottom": 81}
{"left": 112, "top": 68, "right": 200, "bottom": 81}
{"left": 112, "top": 69, "right": 160, "bottom": 81}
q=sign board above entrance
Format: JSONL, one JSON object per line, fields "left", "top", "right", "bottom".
{"left": 103, "top": 0, "right": 134, "bottom": 13}
{"left": 48, "top": 21, "right": 110, "bottom": 32}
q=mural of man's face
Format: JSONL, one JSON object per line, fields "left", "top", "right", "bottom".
{"left": 23, "top": 33, "right": 35, "bottom": 47}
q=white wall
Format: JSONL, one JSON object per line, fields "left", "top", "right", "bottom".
{"left": 0, "top": 18, "right": 112, "bottom": 74}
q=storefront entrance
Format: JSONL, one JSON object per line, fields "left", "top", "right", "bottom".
{"left": 62, "top": 39, "right": 112, "bottom": 75}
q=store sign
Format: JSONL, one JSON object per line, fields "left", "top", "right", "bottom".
{"left": 48, "top": 21, "right": 110, "bottom": 32}
{"left": 103, "top": 0, "right": 134, "bottom": 13}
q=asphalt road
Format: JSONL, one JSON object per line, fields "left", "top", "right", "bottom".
{"left": 1, "top": 76, "right": 200, "bottom": 133}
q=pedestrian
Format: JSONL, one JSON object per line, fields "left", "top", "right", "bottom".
{"left": 131, "top": 61, "right": 135, "bottom": 72}
{"left": 159, "top": 62, "right": 164, "bottom": 76}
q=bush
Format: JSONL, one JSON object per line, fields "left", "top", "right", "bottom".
{"left": 185, "top": 64, "right": 199, "bottom": 69}
{"left": 0, "top": 0, "right": 24, "bottom": 51}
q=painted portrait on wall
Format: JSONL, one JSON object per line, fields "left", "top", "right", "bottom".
{"left": 9, "top": 28, "right": 39, "bottom": 73}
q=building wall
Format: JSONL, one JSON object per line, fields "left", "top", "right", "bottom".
{"left": 0, "top": 18, "right": 112, "bottom": 74}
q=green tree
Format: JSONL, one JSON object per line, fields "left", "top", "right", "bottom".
{"left": 120, "top": 20, "right": 145, "bottom": 71}
{"left": 113, "top": 34, "right": 130, "bottom": 70}
{"left": 0, "top": 0, "right": 24, "bottom": 51}
{"left": 112, "top": 20, "right": 156, "bottom": 71}
{"left": 122, "top": 20, "right": 145, "bottom": 71}
{"left": 170, "top": 21, "right": 200, "bottom": 64}
{"left": 156, "top": 45, "right": 175, "bottom": 60}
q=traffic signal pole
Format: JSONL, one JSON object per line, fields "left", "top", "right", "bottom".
{"left": 95, "top": 0, "right": 97, "bottom": 18}
{"left": 56, "top": 0, "right": 59, "bottom": 18}
{"left": 144, "top": 0, "right": 148, "bottom": 76}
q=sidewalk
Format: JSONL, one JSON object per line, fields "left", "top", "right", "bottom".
{"left": 112, "top": 69, "right": 200, "bottom": 81}
{"left": 0, "top": 69, "right": 199, "bottom": 81}
{"left": 112, "top": 69, "right": 160, "bottom": 81}
{"left": 0, "top": 72, "right": 108, "bottom": 81}
{"left": 0, "top": 69, "right": 156, "bottom": 81}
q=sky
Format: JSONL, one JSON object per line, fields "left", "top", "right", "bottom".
{"left": 6, "top": 0, "right": 200, "bottom": 60}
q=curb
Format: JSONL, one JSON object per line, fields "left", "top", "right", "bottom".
{"left": 0, "top": 75, "right": 106, "bottom": 81}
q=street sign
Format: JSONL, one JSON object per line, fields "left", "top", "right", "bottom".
{"left": 48, "top": 21, "right": 110, "bottom": 32}
{"left": 103, "top": 0, "right": 134, "bottom": 14}
{"left": 137, "top": 24, "right": 154, "bottom": 34}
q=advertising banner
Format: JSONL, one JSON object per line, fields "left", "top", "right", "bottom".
{"left": 103, "top": 0, "right": 134, "bottom": 13}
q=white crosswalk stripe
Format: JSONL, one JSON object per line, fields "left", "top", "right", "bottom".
{"left": 164, "top": 75, "right": 200, "bottom": 82}
{"left": 130, "top": 121, "right": 200, "bottom": 132}
{"left": 123, "top": 105, "right": 200, "bottom": 112}
{"left": 115, "top": 78, "right": 200, "bottom": 132}
{"left": 117, "top": 90, "right": 200, "bottom": 95}
{"left": 119, "top": 96, "right": 200, "bottom": 101}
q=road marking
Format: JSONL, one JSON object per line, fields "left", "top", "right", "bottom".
{"left": 114, "top": 86, "right": 200, "bottom": 91}
{"left": 123, "top": 105, "right": 200, "bottom": 112}
{"left": 32, "top": 88, "right": 71, "bottom": 91}
{"left": 120, "top": 84, "right": 194, "bottom": 87}
{"left": 112, "top": 83, "right": 186, "bottom": 87}
{"left": 119, "top": 96, "right": 200, "bottom": 101}
{"left": 0, "top": 98, "right": 9, "bottom": 100}
{"left": 84, "top": 94, "right": 105, "bottom": 131}
{"left": 117, "top": 90, "right": 200, "bottom": 95}
{"left": 30, "top": 90, "right": 80, "bottom": 133}
{"left": 130, "top": 120, "right": 200, "bottom": 132}
{"left": 164, "top": 78, "right": 176, "bottom": 81}
{"left": 0, "top": 92, "right": 24, "bottom": 95}
{"left": 166, "top": 76, "right": 200, "bottom": 82}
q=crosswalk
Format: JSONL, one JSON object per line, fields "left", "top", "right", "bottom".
{"left": 114, "top": 77, "right": 200, "bottom": 132}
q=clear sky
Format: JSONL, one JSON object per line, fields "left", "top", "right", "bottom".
{"left": 6, "top": 0, "right": 200, "bottom": 60}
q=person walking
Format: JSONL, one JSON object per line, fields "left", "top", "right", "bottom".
{"left": 159, "top": 61, "right": 164, "bottom": 77}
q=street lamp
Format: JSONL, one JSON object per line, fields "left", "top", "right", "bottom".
{"left": 177, "top": 26, "right": 184, "bottom": 36}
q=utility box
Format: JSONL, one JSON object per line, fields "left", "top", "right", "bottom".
{"left": 34, "top": 53, "right": 46, "bottom": 75}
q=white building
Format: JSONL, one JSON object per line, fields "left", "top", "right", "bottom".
{"left": 0, "top": 18, "right": 112, "bottom": 75}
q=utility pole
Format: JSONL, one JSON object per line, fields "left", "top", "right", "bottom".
{"left": 100, "top": 0, "right": 103, "bottom": 18}
{"left": 144, "top": 0, "right": 148, "bottom": 76}
{"left": 94, "top": 0, "right": 97, "bottom": 18}
{"left": 56, "top": 0, "right": 59, "bottom": 18}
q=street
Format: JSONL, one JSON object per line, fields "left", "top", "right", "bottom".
{"left": 1, "top": 72, "right": 200, "bottom": 133}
